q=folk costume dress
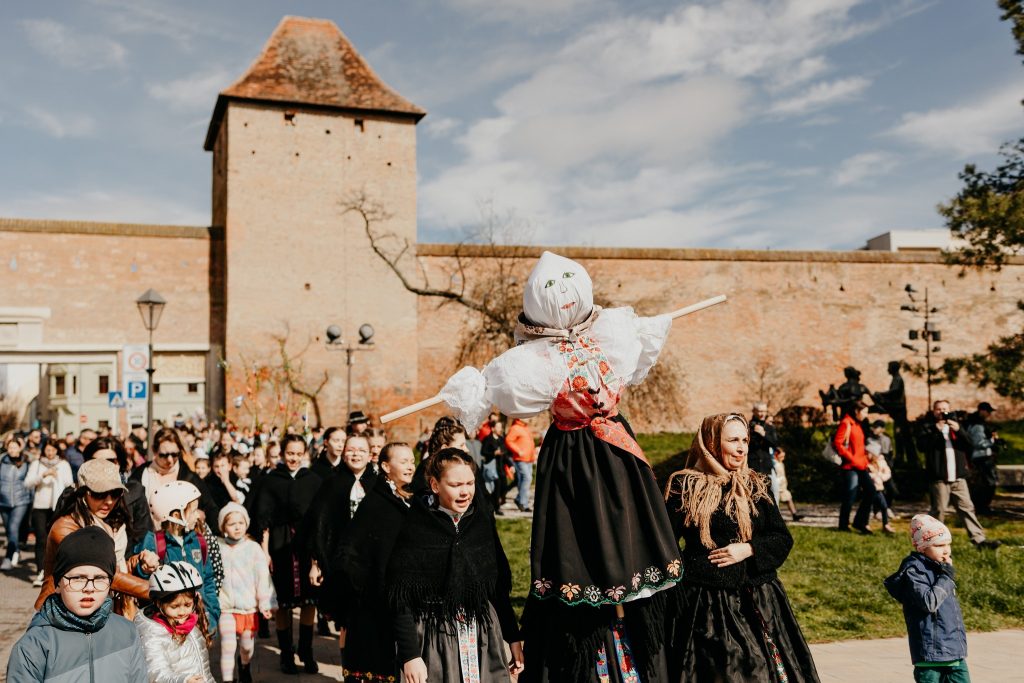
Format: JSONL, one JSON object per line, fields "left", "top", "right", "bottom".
{"left": 440, "top": 252, "right": 683, "bottom": 682}
{"left": 387, "top": 496, "right": 520, "bottom": 683}
{"left": 664, "top": 420, "right": 819, "bottom": 683}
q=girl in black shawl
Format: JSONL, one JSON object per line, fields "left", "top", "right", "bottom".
{"left": 332, "top": 442, "right": 416, "bottom": 682}
{"left": 251, "top": 433, "right": 322, "bottom": 675}
{"left": 387, "top": 448, "right": 523, "bottom": 683}
{"left": 664, "top": 414, "right": 819, "bottom": 683}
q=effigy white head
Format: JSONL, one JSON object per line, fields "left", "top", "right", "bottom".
{"left": 523, "top": 251, "right": 594, "bottom": 330}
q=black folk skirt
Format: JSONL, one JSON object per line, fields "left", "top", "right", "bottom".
{"left": 522, "top": 415, "right": 681, "bottom": 682}
{"left": 668, "top": 579, "right": 820, "bottom": 683}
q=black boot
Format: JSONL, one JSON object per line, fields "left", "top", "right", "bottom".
{"left": 317, "top": 613, "right": 332, "bottom": 636}
{"left": 238, "top": 661, "right": 253, "bottom": 683}
{"left": 277, "top": 629, "right": 298, "bottom": 675}
{"left": 298, "top": 624, "right": 319, "bottom": 674}
{"left": 258, "top": 613, "right": 270, "bottom": 638}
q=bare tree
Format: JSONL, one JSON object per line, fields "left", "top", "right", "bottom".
{"left": 271, "top": 327, "right": 329, "bottom": 429}
{"left": 224, "top": 327, "right": 330, "bottom": 431}
{"left": 342, "top": 192, "right": 533, "bottom": 364}
{"left": 344, "top": 191, "right": 689, "bottom": 429}
{"left": 737, "top": 357, "right": 809, "bottom": 414}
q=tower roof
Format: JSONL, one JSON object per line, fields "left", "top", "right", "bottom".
{"left": 204, "top": 16, "right": 425, "bottom": 149}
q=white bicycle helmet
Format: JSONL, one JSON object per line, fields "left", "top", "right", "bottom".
{"left": 149, "top": 481, "right": 201, "bottom": 529}
{"left": 148, "top": 561, "right": 203, "bottom": 598}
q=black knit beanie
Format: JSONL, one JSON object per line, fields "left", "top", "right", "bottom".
{"left": 53, "top": 527, "right": 117, "bottom": 584}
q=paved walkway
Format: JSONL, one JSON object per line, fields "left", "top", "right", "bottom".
{"left": 0, "top": 557, "right": 1019, "bottom": 682}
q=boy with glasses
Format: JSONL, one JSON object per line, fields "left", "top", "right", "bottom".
{"left": 7, "top": 526, "right": 148, "bottom": 682}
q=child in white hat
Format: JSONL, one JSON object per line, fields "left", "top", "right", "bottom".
{"left": 884, "top": 515, "right": 969, "bottom": 682}
{"left": 216, "top": 502, "right": 276, "bottom": 683}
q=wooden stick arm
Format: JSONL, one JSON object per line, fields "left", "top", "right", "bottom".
{"left": 381, "top": 294, "right": 728, "bottom": 424}
{"left": 381, "top": 395, "right": 444, "bottom": 424}
{"left": 666, "top": 294, "right": 727, "bottom": 320}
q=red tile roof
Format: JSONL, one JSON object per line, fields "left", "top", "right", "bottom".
{"left": 205, "top": 16, "right": 425, "bottom": 149}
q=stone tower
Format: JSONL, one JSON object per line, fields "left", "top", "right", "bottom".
{"left": 204, "top": 16, "right": 426, "bottom": 428}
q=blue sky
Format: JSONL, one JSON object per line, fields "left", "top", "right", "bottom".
{"left": 1, "top": 0, "right": 1021, "bottom": 249}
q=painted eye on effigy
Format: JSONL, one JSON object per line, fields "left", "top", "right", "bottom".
{"left": 563, "top": 272, "right": 574, "bottom": 278}
{"left": 545, "top": 279, "right": 555, "bottom": 288}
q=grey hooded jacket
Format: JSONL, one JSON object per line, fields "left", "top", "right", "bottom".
{"left": 6, "top": 609, "right": 148, "bottom": 683}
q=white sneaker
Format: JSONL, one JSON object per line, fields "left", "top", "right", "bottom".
{"left": 32, "top": 570, "right": 44, "bottom": 587}
{"left": 11, "top": 551, "right": 19, "bottom": 568}
{"left": 0, "top": 558, "right": 12, "bottom": 571}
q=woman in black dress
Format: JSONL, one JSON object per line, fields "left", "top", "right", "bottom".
{"left": 664, "top": 413, "right": 819, "bottom": 683}
{"left": 331, "top": 442, "right": 416, "bottom": 682}
{"left": 387, "top": 448, "right": 523, "bottom": 683}
{"left": 252, "top": 433, "right": 323, "bottom": 674}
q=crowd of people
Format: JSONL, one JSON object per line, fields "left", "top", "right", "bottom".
{"left": 0, "top": 249, "right": 1000, "bottom": 683}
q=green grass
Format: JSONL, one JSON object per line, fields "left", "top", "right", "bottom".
{"left": 496, "top": 515, "right": 1024, "bottom": 643}
{"left": 995, "top": 419, "right": 1024, "bottom": 465}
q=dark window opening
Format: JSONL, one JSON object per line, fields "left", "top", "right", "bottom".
{"left": 153, "top": 383, "right": 161, "bottom": 394}
{"left": 283, "top": 110, "right": 296, "bottom": 125}
{"left": 55, "top": 376, "right": 65, "bottom": 396}
{"left": 354, "top": 119, "right": 364, "bottom": 132}
{"left": 72, "top": 376, "right": 77, "bottom": 395}
{"left": 99, "top": 375, "right": 109, "bottom": 394}
{"left": 187, "top": 383, "right": 199, "bottom": 394}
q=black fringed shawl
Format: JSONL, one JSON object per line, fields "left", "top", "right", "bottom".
{"left": 386, "top": 496, "right": 520, "bottom": 662}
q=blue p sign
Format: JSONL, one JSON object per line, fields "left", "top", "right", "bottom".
{"left": 127, "top": 380, "right": 147, "bottom": 399}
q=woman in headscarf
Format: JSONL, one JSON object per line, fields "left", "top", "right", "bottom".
{"left": 664, "top": 413, "right": 819, "bottom": 683}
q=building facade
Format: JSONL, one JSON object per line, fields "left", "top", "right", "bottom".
{"left": 1, "top": 16, "right": 1022, "bottom": 439}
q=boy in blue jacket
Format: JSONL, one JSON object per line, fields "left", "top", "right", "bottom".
{"left": 884, "top": 514, "right": 970, "bottom": 682}
{"left": 134, "top": 481, "right": 220, "bottom": 629}
{"left": 7, "top": 526, "right": 148, "bottom": 682}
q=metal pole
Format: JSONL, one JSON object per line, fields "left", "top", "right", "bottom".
{"left": 146, "top": 328, "right": 155, "bottom": 454}
{"left": 346, "top": 346, "right": 353, "bottom": 418}
{"left": 924, "top": 288, "right": 932, "bottom": 408}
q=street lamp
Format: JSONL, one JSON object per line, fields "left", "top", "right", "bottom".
{"left": 899, "top": 284, "right": 941, "bottom": 406}
{"left": 136, "top": 289, "right": 166, "bottom": 452}
{"left": 326, "top": 323, "right": 376, "bottom": 417}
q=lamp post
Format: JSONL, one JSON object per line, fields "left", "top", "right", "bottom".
{"left": 136, "top": 289, "right": 166, "bottom": 452}
{"left": 899, "top": 284, "right": 941, "bottom": 407}
{"left": 325, "top": 323, "right": 375, "bottom": 417}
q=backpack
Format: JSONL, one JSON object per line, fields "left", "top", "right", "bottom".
{"left": 154, "top": 529, "right": 208, "bottom": 565}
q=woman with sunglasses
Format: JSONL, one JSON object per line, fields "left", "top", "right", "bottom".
{"left": 34, "top": 459, "right": 157, "bottom": 616}
{"left": 84, "top": 436, "right": 151, "bottom": 551}
{"left": 129, "top": 427, "right": 218, "bottom": 527}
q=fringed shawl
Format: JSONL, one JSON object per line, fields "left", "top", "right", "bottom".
{"left": 386, "top": 498, "right": 501, "bottom": 627}
{"left": 665, "top": 414, "right": 772, "bottom": 549}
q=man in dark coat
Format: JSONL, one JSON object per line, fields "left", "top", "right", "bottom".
{"left": 748, "top": 403, "right": 779, "bottom": 478}
{"left": 915, "top": 400, "right": 999, "bottom": 549}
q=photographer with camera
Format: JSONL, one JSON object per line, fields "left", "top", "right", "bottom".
{"left": 916, "top": 400, "right": 1000, "bottom": 549}
{"left": 965, "top": 401, "right": 1000, "bottom": 514}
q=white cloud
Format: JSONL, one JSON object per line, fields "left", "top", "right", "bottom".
{"left": 146, "top": 68, "right": 233, "bottom": 111}
{"left": 22, "top": 105, "right": 96, "bottom": 139}
{"left": 420, "top": 0, "right": 907, "bottom": 245}
{"left": 885, "top": 82, "right": 1024, "bottom": 157}
{"left": 444, "top": 0, "right": 605, "bottom": 24}
{"left": 424, "top": 117, "right": 462, "bottom": 138}
{"left": 0, "top": 188, "right": 207, "bottom": 226}
{"left": 831, "top": 151, "right": 900, "bottom": 187}
{"left": 21, "top": 19, "right": 126, "bottom": 70}
{"left": 767, "top": 76, "right": 871, "bottom": 117}
{"left": 87, "top": 0, "right": 230, "bottom": 50}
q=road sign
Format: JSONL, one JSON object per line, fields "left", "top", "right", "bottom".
{"left": 123, "top": 344, "right": 149, "bottom": 374}
{"left": 127, "top": 380, "right": 148, "bottom": 400}
{"left": 108, "top": 391, "right": 126, "bottom": 409}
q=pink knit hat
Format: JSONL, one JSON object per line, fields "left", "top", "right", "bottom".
{"left": 909, "top": 514, "right": 952, "bottom": 552}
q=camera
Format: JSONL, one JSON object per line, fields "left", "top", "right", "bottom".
{"left": 940, "top": 412, "right": 954, "bottom": 421}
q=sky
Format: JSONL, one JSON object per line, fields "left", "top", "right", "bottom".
{"left": 1, "top": 0, "right": 1022, "bottom": 250}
